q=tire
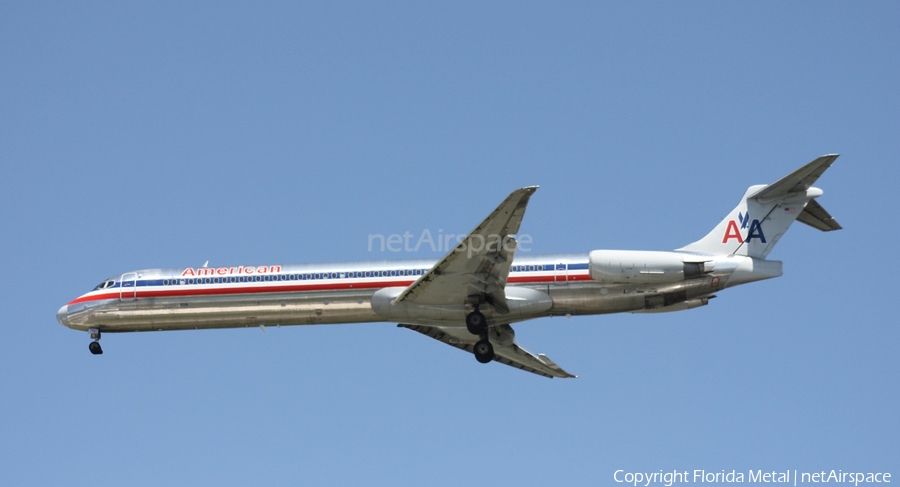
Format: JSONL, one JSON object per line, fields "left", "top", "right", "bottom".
{"left": 473, "top": 340, "right": 494, "bottom": 364}
{"left": 465, "top": 311, "right": 487, "bottom": 335}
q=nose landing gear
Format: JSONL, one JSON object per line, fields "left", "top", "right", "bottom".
{"left": 88, "top": 328, "right": 103, "bottom": 355}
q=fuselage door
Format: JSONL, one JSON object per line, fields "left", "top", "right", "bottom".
{"left": 120, "top": 272, "right": 138, "bottom": 301}
{"left": 554, "top": 263, "right": 568, "bottom": 284}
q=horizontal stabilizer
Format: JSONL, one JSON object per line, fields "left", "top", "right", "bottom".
{"left": 797, "top": 199, "right": 842, "bottom": 231}
{"left": 752, "top": 154, "right": 839, "bottom": 202}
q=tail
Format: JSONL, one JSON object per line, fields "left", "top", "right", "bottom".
{"left": 678, "top": 154, "right": 841, "bottom": 259}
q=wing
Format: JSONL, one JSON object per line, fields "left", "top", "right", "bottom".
{"left": 392, "top": 186, "right": 538, "bottom": 313}
{"left": 398, "top": 323, "right": 576, "bottom": 379}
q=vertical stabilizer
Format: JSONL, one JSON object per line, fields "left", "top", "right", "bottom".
{"left": 678, "top": 155, "right": 840, "bottom": 259}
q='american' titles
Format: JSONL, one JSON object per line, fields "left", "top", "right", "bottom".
{"left": 181, "top": 265, "right": 282, "bottom": 277}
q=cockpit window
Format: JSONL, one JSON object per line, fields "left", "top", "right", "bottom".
{"left": 93, "top": 280, "right": 116, "bottom": 290}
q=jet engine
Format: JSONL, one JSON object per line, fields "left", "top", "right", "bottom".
{"left": 588, "top": 250, "right": 713, "bottom": 284}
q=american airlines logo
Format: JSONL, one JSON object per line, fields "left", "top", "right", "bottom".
{"left": 722, "top": 211, "right": 766, "bottom": 244}
{"left": 738, "top": 211, "right": 751, "bottom": 229}
{"left": 181, "top": 265, "right": 282, "bottom": 277}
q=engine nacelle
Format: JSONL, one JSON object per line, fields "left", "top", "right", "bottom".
{"left": 588, "top": 250, "right": 712, "bottom": 284}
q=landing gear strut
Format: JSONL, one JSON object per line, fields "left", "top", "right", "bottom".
{"left": 88, "top": 328, "right": 103, "bottom": 355}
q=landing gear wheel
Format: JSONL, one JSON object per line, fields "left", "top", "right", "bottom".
{"left": 465, "top": 311, "right": 487, "bottom": 335}
{"left": 88, "top": 328, "right": 103, "bottom": 355}
{"left": 473, "top": 339, "right": 494, "bottom": 364}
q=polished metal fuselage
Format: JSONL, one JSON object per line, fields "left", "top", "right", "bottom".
{"left": 59, "top": 252, "right": 762, "bottom": 334}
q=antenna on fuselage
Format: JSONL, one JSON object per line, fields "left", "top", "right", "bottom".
{"left": 202, "top": 261, "right": 209, "bottom": 268}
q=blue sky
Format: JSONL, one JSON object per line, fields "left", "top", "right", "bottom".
{"left": 1, "top": 2, "right": 897, "bottom": 486}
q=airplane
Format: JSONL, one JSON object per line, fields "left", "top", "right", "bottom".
{"left": 57, "top": 155, "right": 842, "bottom": 378}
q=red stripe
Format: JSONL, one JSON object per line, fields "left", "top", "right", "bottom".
{"left": 67, "top": 273, "right": 594, "bottom": 305}
{"left": 507, "top": 274, "right": 592, "bottom": 284}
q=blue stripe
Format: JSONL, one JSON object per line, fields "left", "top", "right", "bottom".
{"left": 128, "top": 262, "right": 592, "bottom": 287}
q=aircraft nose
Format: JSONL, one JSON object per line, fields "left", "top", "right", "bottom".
{"left": 56, "top": 305, "right": 69, "bottom": 327}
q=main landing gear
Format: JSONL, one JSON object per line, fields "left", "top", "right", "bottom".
{"left": 465, "top": 310, "right": 487, "bottom": 335}
{"left": 473, "top": 339, "right": 494, "bottom": 364}
{"left": 466, "top": 310, "right": 494, "bottom": 364}
{"left": 88, "top": 328, "right": 103, "bottom": 355}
